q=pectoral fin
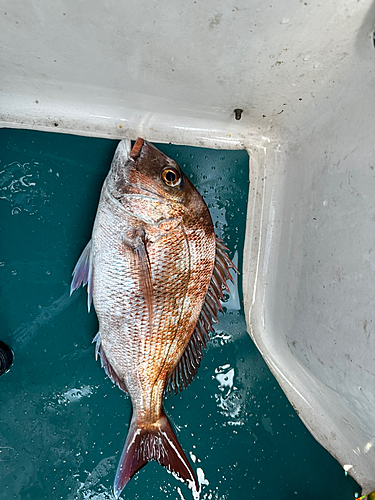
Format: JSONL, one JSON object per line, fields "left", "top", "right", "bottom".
{"left": 122, "top": 231, "right": 154, "bottom": 324}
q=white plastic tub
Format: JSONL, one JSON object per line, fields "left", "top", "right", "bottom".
{"left": 2, "top": 0, "right": 375, "bottom": 492}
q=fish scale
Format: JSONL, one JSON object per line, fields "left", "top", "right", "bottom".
{"left": 70, "top": 138, "right": 236, "bottom": 498}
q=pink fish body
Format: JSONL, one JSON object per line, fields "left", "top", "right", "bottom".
{"left": 71, "top": 138, "right": 236, "bottom": 497}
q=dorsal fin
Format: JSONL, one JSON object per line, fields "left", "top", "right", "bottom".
{"left": 165, "top": 237, "right": 238, "bottom": 396}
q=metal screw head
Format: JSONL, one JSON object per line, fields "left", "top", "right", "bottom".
{"left": 234, "top": 108, "right": 243, "bottom": 120}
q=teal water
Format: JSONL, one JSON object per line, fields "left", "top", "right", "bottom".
{"left": 0, "top": 129, "right": 359, "bottom": 500}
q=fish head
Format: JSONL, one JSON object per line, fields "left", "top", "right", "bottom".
{"left": 106, "top": 138, "right": 212, "bottom": 226}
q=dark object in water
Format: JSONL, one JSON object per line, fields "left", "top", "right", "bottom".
{"left": 0, "top": 341, "right": 13, "bottom": 375}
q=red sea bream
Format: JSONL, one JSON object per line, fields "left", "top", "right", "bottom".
{"left": 70, "top": 138, "right": 237, "bottom": 498}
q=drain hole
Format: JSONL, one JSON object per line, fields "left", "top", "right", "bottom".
{"left": 0, "top": 341, "right": 13, "bottom": 375}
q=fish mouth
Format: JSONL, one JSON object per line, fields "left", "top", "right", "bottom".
{"left": 130, "top": 137, "right": 172, "bottom": 168}
{"left": 130, "top": 137, "right": 144, "bottom": 160}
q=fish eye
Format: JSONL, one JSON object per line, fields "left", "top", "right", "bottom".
{"left": 161, "top": 168, "right": 182, "bottom": 188}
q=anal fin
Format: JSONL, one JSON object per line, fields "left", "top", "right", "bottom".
{"left": 93, "top": 332, "right": 129, "bottom": 394}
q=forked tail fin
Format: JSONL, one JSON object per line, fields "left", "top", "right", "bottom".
{"left": 114, "top": 410, "right": 198, "bottom": 498}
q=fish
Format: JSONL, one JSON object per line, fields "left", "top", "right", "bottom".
{"left": 70, "top": 138, "right": 237, "bottom": 498}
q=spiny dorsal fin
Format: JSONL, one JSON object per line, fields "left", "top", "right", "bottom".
{"left": 165, "top": 237, "right": 238, "bottom": 396}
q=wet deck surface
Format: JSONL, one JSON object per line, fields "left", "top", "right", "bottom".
{"left": 0, "top": 129, "right": 359, "bottom": 499}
